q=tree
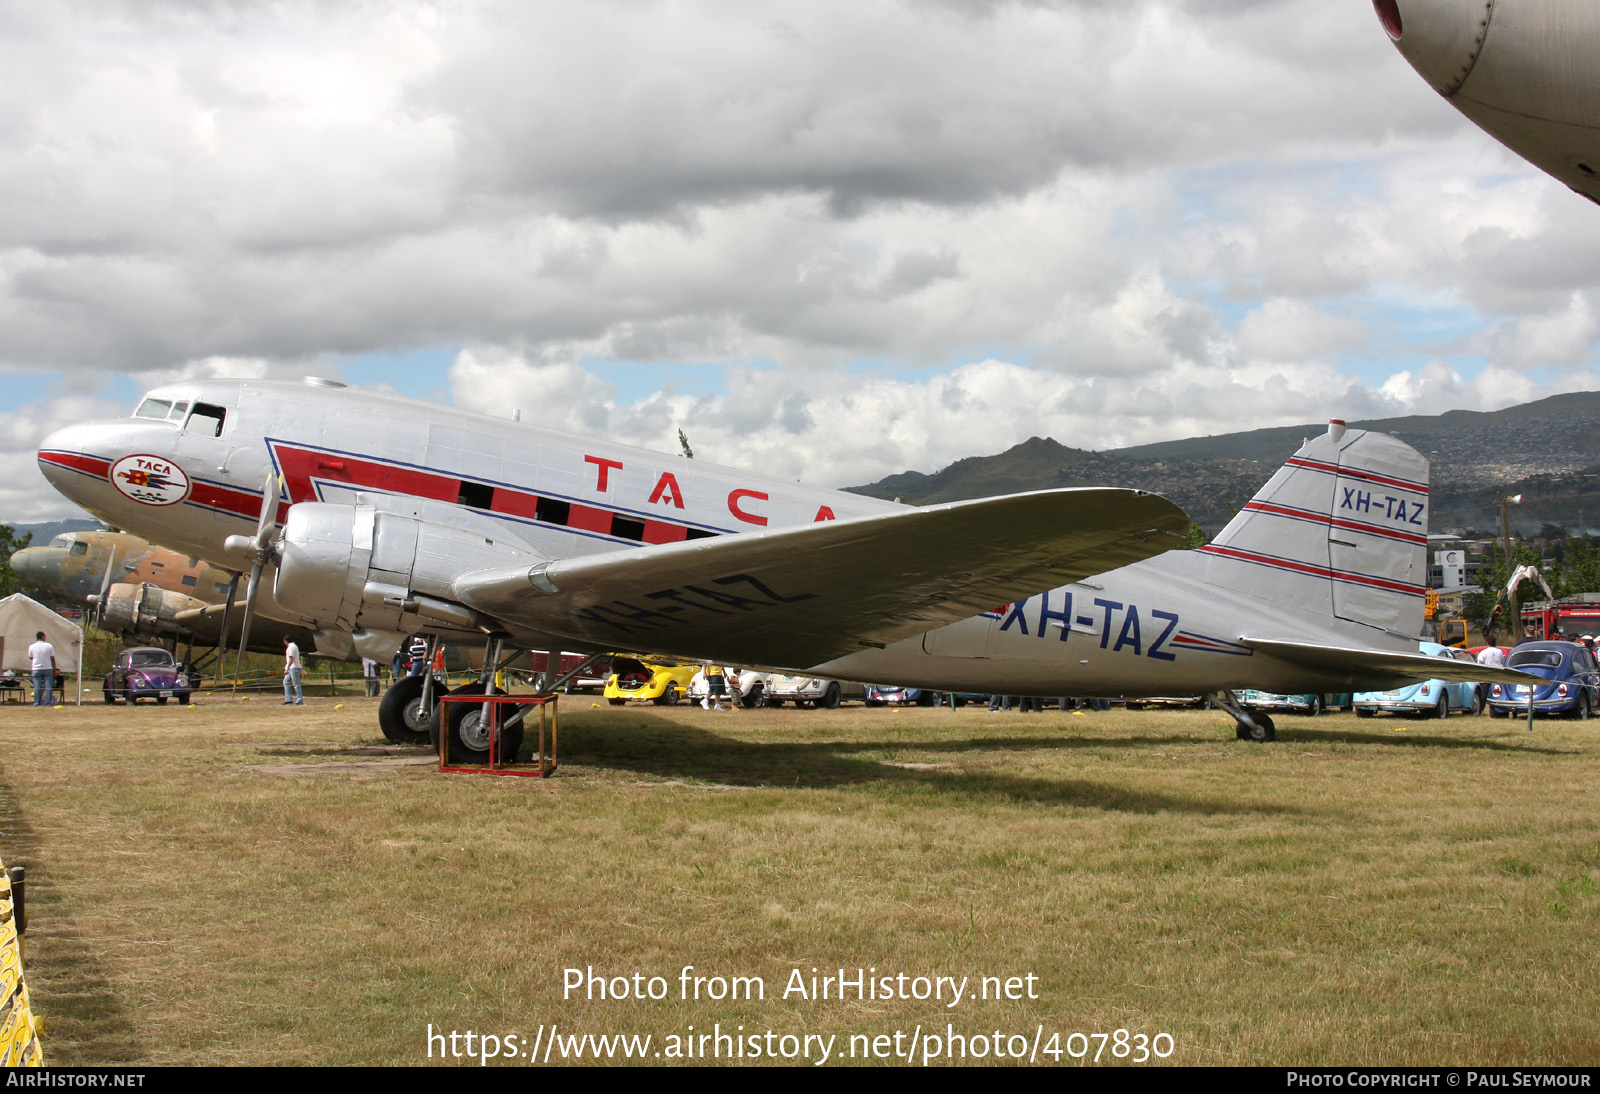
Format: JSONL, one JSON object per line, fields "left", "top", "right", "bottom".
{"left": 0, "top": 525, "right": 31, "bottom": 599}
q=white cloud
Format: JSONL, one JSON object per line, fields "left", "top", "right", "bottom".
{"left": 9, "top": 0, "right": 1600, "bottom": 522}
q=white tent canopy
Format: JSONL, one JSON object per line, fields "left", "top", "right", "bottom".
{"left": 0, "top": 594, "right": 84, "bottom": 705}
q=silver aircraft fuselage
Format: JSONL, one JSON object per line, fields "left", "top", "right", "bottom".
{"left": 40, "top": 378, "right": 1439, "bottom": 697}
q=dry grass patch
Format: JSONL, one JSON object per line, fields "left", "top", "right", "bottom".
{"left": 0, "top": 699, "right": 1596, "bottom": 1064}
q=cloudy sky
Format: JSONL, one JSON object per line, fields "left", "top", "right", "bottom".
{"left": 8, "top": 0, "right": 1600, "bottom": 520}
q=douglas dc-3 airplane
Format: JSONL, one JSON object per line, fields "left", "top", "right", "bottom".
{"left": 35, "top": 378, "right": 1529, "bottom": 759}
{"left": 10, "top": 529, "right": 321, "bottom": 669}
{"left": 1376, "top": 0, "right": 1600, "bottom": 205}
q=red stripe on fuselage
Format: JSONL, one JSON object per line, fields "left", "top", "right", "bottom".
{"left": 39, "top": 451, "right": 110, "bottom": 477}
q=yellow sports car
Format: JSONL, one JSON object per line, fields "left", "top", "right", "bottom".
{"left": 603, "top": 656, "right": 699, "bottom": 706}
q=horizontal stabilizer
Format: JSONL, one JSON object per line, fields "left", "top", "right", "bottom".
{"left": 455, "top": 488, "right": 1190, "bottom": 667}
{"left": 1244, "top": 637, "right": 1539, "bottom": 690}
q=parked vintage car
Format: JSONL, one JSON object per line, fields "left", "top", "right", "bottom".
{"left": 863, "top": 685, "right": 938, "bottom": 707}
{"left": 1486, "top": 640, "right": 1600, "bottom": 719}
{"left": 602, "top": 656, "right": 699, "bottom": 706}
{"left": 686, "top": 667, "right": 770, "bottom": 708}
{"left": 1355, "top": 643, "right": 1483, "bottom": 718}
{"left": 103, "top": 647, "right": 192, "bottom": 705}
{"left": 1237, "top": 690, "right": 1350, "bottom": 716}
{"left": 762, "top": 675, "right": 865, "bottom": 709}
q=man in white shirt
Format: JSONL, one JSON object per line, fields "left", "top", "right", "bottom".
{"left": 361, "top": 657, "right": 380, "bottom": 698}
{"left": 27, "top": 632, "right": 55, "bottom": 707}
{"left": 283, "top": 636, "right": 304, "bottom": 705}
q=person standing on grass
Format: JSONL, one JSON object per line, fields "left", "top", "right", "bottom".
{"left": 283, "top": 636, "right": 304, "bottom": 705}
{"left": 27, "top": 631, "right": 56, "bottom": 708}
{"left": 361, "top": 657, "right": 380, "bottom": 697}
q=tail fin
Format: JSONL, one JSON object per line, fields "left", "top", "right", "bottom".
{"left": 1198, "top": 420, "right": 1428, "bottom": 640}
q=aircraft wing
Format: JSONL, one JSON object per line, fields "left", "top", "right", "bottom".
{"left": 454, "top": 488, "right": 1189, "bottom": 668}
{"left": 1243, "top": 637, "right": 1541, "bottom": 690}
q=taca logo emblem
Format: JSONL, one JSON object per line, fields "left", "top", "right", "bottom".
{"left": 109, "top": 454, "right": 190, "bottom": 507}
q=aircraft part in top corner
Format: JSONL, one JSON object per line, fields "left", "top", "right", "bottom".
{"left": 1376, "top": 0, "right": 1600, "bottom": 204}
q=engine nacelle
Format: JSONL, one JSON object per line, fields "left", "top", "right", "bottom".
{"left": 99, "top": 582, "right": 210, "bottom": 638}
{"left": 273, "top": 497, "right": 547, "bottom": 636}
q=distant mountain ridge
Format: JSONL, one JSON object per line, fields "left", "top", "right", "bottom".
{"left": 846, "top": 392, "right": 1600, "bottom": 536}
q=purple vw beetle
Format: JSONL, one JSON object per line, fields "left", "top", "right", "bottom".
{"left": 103, "top": 647, "right": 192, "bottom": 705}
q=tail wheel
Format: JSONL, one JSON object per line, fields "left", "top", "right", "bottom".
{"left": 1236, "top": 713, "right": 1275, "bottom": 742}
{"left": 378, "top": 675, "right": 434, "bottom": 746}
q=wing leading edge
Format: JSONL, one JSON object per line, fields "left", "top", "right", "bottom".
{"left": 454, "top": 488, "right": 1190, "bottom": 668}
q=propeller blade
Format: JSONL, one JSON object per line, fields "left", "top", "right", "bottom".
{"left": 215, "top": 572, "right": 241, "bottom": 667}
{"left": 230, "top": 472, "right": 281, "bottom": 693}
{"left": 231, "top": 560, "right": 264, "bottom": 691}
{"left": 92, "top": 547, "right": 118, "bottom": 630}
{"left": 254, "top": 472, "right": 280, "bottom": 551}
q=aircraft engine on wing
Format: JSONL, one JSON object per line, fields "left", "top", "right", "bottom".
{"left": 98, "top": 583, "right": 211, "bottom": 638}
{"left": 272, "top": 497, "right": 548, "bottom": 637}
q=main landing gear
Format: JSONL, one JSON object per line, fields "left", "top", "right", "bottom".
{"left": 1209, "top": 691, "right": 1276, "bottom": 742}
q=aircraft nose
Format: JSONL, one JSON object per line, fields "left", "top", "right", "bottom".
{"left": 36, "top": 421, "right": 100, "bottom": 492}
{"left": 9, "top": 547, "right": 47, "bottom": 585}
{"left": 1374, "top": 0, "right": 1495, "bottom": 97}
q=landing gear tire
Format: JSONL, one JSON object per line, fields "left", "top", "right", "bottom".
{"left": 379, "top": 675, "right": 435, "bottom": 747}
{"left": 1235, "top": 713, "right": 1275, "bottom": 742}
{"left": 433, "top": 682, "right": 525, "bottom": 765}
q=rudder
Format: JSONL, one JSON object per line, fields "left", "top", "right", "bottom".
{"left": 1199, "top": 420, "right": 1428, "bottom": 640}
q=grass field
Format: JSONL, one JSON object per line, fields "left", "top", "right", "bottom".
{"left": 1, "top": 696, "right": 1597, "bottom": 1066}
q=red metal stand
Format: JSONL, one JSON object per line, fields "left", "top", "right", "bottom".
{"left": 437, "top": 691, "right": 559, "bottom": 777}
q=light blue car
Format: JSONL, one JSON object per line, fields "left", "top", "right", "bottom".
{"left": 1354, "top": 642, "right": 1483, "bottom": 718}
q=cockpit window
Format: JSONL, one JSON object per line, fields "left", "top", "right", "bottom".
{"left": 69, "top": 542, "right": 88, "bottom": 556}
{"left": 49, "top": 534, "right": 71, "bottom": 549}
{"left": 133, "top": 396, "right": 198, "bottom": 424}
{"left": 134, "top": 397, "right": 174, "bottom": 420}
{"left": 187, "top": 402, "right": 226, "bottom": 437}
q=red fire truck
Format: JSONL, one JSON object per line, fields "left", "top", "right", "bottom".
{"left": 1520, "top": 595, "right": 1600, "bottom": 640}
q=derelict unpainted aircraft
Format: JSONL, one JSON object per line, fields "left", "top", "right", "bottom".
{"left": 1376, "top": 0, "right": 1600, "bottom": 205}
{"left": 36, "top": 378, "right": 1529, "bottom": 759}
